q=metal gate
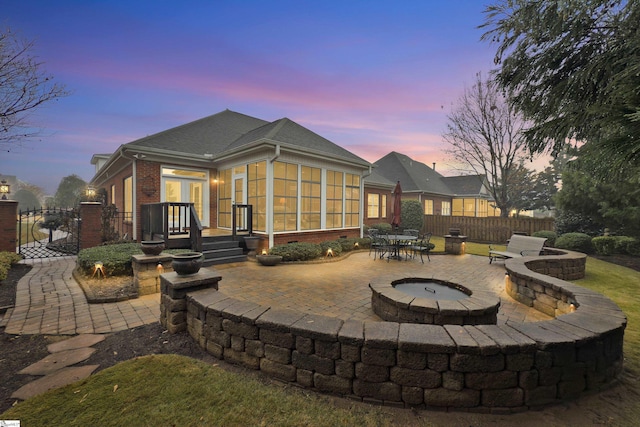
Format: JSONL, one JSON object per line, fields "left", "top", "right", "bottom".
{"left": 18, "top": 207, "right": 80, "bottom": 259}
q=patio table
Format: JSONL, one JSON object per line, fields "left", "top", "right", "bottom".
{"left": 385, "top": 234, "right": 417, "bottom": 260}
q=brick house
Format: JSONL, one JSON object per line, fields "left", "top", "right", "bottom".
{"left": 90, "top": 110, "right": 371, "bottom": 249}
{"left": 363, "top": 151, "right": 499, "bottom": 224}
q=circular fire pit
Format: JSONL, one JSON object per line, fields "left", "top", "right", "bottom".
{"left": 370, "top": 277, "right": 500, "bottom": 325}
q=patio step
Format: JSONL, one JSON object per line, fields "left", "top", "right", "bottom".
{"left": 203, "top": 254, "right": 247, "bottom": 266}
{"left": 201, "top": 236, "right": 247, "bottom": 266}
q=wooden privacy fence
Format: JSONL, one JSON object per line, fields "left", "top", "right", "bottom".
{"left": 423, "top": 215, "right": 555, "bottom": 243}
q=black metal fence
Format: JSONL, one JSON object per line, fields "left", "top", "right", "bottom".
{"left": 18, "top": 207, "right": 80, "bottom": 259}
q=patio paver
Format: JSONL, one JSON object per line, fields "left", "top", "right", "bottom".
{"left": 2, "top": 252, "right": 550, "bottom": 337}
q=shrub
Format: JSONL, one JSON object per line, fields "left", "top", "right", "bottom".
{"left": 320, "top": 241, "right": 343, "bottom": 257}
{"left": 369, "top": 222, "right": 392, "bottom": 234}
{"left": 532, "top": 230, "right": 557, "bottom": 247}
{"left": 400, "top": 200, "right": 424, "bottom": 231}
{"left": 555, "top": 232, "right": 595, "bottom": 254}
{"left": 77, "top": 242, "right": 142, "bottom": 276}
{"left": 592, "top": 236, "right": 617, "bottom": 256}
{"left": 269, "top": 242, "right": 322, "bottom": 261}
{"left": 334, "top": 237, "right": 361, "bottom": 252}
{"left": 614, "top": 236, "right": 636, "bottom": 255}
{"left": 625, "top": 238, "right": 640, "bottom": 256}
{"left": 554, "top": 210, "right": 602, "bottom": 236}
{"left": 0, "top": 251, "right": 23, "bottom": 282}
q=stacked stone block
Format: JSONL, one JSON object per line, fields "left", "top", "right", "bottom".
{"left": 159, "top": 269, "right": 221, "bottom": 334}
{"left": 132, "top": 254, "right": 173, "bottom": 296}
{"left": 161, "top": 248, "right": 626, "bottom": 412}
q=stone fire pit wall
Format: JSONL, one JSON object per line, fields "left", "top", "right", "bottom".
{"left": 162, "top": 250, "right": 626, "bottom": 412}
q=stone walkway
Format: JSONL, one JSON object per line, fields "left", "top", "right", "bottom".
{"left": 11, "top": 334, "right": 105, "bottom": 400}
{"left": 1, "top": 257, "right": 159, "bottom": 335}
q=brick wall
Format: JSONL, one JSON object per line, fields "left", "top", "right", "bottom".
{"left": 0, "top": 201, "right": 18, "bottom": 252}
{"left": 79, "top": 202, "right": 103, "bottom": 250}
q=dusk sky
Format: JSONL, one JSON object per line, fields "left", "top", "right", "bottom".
{"left": 2, "top": 1, "right": 502, "bottom": 194}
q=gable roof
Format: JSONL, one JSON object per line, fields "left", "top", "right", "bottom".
{"left": 113, "top": 109, "right": 369, "bottom": 166}
{"left": 371, "top": 152, "right": 452, "bottom": 195}
{"left": 442, "top": 175, "right": 487, "bottom": 196}
{"left": 124, "top": 109, "right": 270, "bottom": 156}
{"left": 92, "top": 110, "right": 372, "bottom": 185}
{"left": 220, "top": 117, "right": 369, "bottom": 165}
{"left": 364, "top": 167, "right": 396, "bottom": 188}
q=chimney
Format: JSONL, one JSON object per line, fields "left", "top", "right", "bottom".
{"left": 432, "top": 162, "right": 436, "bottom": 171}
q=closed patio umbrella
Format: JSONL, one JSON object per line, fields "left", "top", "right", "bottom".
{"left": 391, "top": 181, "right": 402, "bottom": 229}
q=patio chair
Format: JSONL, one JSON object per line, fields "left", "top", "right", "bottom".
{"left": 371, "top": 234, "right": 392, "bottom": 260}
{"left": 367, "top": 229, "right": 379, "bottom": 257}
{"left": 410, "top": 233, "right": 433, "bottom": 263}
{"left": 399, "top": 229, "right": 419, "bottom": 258}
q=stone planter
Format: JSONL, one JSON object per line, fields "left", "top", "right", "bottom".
{"left": 256, "top": 254, "right": 282, "bottom": 266}
{"left": 171, "top": 252, "right": 204, "bottom": 275}
{"left": 140, "top": 240, "right": 165, "bottom": 256}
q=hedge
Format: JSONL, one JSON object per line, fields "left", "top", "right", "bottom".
{"left": 555, "top": 232, "right": 595, "bottom": 254}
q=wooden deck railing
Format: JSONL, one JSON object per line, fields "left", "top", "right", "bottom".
{"left": 141, "top": 202, "right": 202, "bottom": 251}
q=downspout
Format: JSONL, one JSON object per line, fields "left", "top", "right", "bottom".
{"left": 118, "top": 147, "right": 139, "bottom": 240}
{"left": 268, "top": 144, "right": 281, "bottom": 248}
{"left": 269, "top": 144, "right": 281, "bottom": 163}
{"left": 360, "top": 165, "right": 373, "bottom": 238}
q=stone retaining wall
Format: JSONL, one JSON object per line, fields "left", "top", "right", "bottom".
{"left": 161, "top": 250, "right": 626, "bottom": 412}
{"left": 505, "top": 249, "right": 586, "bottom": 317}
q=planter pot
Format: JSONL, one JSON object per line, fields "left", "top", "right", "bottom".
{"left": 140, "top": 240, "right": 165, "bottom": 256}
{"left": 256, "top": 254, "right": 282, "bottom": 266}
{"left": 171, "top": 252, "right": 204, "bottom": 275}
{"left": 243, "top": 236, "right": 261, "bottom": 256}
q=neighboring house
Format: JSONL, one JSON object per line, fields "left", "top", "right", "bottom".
{"left": 362, "top": 168, "right": 395, "bottom": 227}
{"left": 90, "top": 110, "right": 371, "bottom": 248}
{"left": 364, "top": 152, "right": 499, "bottom": 221}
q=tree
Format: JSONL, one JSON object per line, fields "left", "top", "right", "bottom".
{"left": 443, "top": 73, "right": 531, "bottom": 217}
{"left": 1, "top": 28, "right": 69, "bottom": 149}
{"left": 555, "top": 156, "right": 640, "bottom": 237}
{"left": 53, "top": 174, "right": 87, "bottom": 208}
{"left": 14, "top": 188, "right": 41, "bottom": 211}
{"left": 481, "top": 0, "right": 640, "bottom": 174}
{"left": 16, "top": 181, "right": 45, "bottom": 204}
{"left": 506, "top": 162, "right": 559, "bottom": 217}
{"left": 504, "top": 162, "right": 537, "bottom": 216}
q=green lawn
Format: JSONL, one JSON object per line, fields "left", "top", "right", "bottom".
{"left": 3, "top": 254, "right": 640, "bottom": 426}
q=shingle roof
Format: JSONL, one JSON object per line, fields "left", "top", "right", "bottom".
{"left": 125, "top": 109, "right": 269, "bottom": 156}
{"left": 373, "top": 152, "right": 452, "bottom": 195}
{"left": 364, "top": 167, "right": 396, "bottom": 188}
{"left": 442, "top": 175, "right": 487, "bottom": 196}
{"left": 222, "top": 118, "right": 369, "bottom": 164}
{"left": 122, "top": 110, "right": 368, "bottom": 165}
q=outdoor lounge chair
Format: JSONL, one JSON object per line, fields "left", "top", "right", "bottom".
{"left": 488, "top": 234, "right": 547, "bottom": 264}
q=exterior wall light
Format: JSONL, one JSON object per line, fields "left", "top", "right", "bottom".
{"left": 86, "top": 186, "right": 97, "bottom": 200}
{"left": 0, "top": 179, "right": 10, "bottom": 200}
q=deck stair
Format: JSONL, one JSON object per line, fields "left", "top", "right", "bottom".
{"left": 200, "top": 235, "right": 247, "bottom": 266}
